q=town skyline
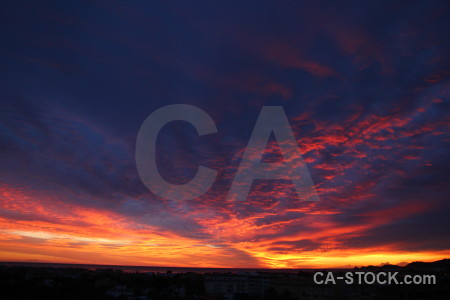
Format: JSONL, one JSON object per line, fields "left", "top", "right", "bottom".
{"left": 1, "top": 0, "right": 450, "bottom": 269}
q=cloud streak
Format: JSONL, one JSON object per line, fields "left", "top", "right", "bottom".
{"left": 0, "top": 0, "right": 449, "bottom": 268}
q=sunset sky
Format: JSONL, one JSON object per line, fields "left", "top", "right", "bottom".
{"left": 1, "top": 0, "right": 450, "bottom": 268}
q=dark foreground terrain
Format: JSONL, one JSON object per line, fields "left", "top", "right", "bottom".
{"left": 0, "top": 259, "right": 449, "bottom": 300}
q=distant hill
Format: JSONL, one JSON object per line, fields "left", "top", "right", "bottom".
{"left": 406, "top": 259, "right": 450, "bottom": 272}
{"left": 356, "top": 258, "right": 450, "bottom": 272}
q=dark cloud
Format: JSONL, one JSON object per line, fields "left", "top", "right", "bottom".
{"left": 0, "top": 0, "right": 449, "bottom": 266}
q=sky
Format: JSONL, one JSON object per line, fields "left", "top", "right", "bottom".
{"left": 0, "top": 0, "right": 450, "bottom": 268}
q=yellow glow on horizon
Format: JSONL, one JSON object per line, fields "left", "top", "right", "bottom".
{"left": 1, "top": 186, "right": 449, "bottom": 269}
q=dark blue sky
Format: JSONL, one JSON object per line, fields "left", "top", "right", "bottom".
{"left": 0, "top": 0, "right": 449, "bottom": 267}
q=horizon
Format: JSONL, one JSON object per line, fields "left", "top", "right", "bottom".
{"left": 1, "top": 0, "right": 450, "bottom": 270}
{"left": 3, "top": 257, "right": 449, "bottom": 271}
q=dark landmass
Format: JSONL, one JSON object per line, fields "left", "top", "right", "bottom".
{"left": 0, "top": 259, "right": 449, "bottom": 300}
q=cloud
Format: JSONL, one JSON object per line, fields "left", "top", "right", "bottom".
{"left": 0, "top": 0, "right": 449, "bottom": 268}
